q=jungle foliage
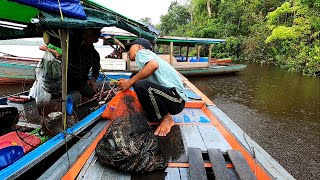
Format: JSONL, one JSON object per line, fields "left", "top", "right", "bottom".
{"left": 156, "top": 0, "right": 320, "bottom": 76}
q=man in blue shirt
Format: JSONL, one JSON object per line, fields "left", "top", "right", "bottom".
{"left": 118, "top": 38, "right": 188, "bottom": 136}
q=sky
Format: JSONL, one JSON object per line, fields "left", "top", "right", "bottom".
{"left": 94, "top": 0, "right": 177, "bottom": 25}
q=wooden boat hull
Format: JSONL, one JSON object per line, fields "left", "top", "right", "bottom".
{"left": 210, "top": 58, "right": 232, "bottom": 63}
{"left": 178, "top": 64, "right": 247, "bottom": 76}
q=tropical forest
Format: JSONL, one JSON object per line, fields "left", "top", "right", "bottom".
{"left": 141, "top": 0, "right": 320, "bottom": 76}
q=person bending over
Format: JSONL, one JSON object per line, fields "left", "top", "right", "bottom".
{"left": 118, "top": 38, "right": 188, "bottom": 136}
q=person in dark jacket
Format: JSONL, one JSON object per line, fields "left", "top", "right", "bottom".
{"left": 68, "top": 29, "right": 101, "bottom": 101}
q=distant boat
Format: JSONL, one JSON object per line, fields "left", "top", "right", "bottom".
{"left": 177, "top": 63, "right": 247, "bottom": 76}
{"left": 0, "top": 55, "right": 40, "bottom": 84}
{"left": 210, "top": 57, "right": 232, "bottom": 63}
{"left": 102, "top": 34, "right": 247, "bottom": 76}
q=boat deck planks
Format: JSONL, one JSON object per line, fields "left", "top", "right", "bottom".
{"left": 69, "top": 102, "right": 261, "bottom": 180}
{"left": 77, "top": 153, "right": 131, "bottom": 180}
{"left": 100, "top": 165, "right": 131, "bottom": 180}
{"left": 164, "top": 168, "right": 180, "bottom": 180}
{"left": 179, "top": 168, "right": 189, "bottom": 180}
{"left": 180, "top": 125, "right": 207, "bottom": 152}
{"left": 227, "top": 150, "right": 257, "bottom": 180}
{"left": 52, "top": 110, "right": 263, "bottom": 180}
{"left": 198, "top": 125, "right": 232, "bottom": 151}
{"left": 180, "top": 108, "right": 210, "bottom": 123}
{"left": 188, "top": 147, "right": 207, "bottom": 180}
{"left": 207, "top": 148, "right": 231, "bottom": 180}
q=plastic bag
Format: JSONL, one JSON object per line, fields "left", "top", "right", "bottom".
{"left": 29, "top": 50, "right": 61, "bottom": 105}
{"left": 40, "top": 51, "right": 61, "bottom": 93}
{"left": 96, "top": 90, "right": 167, "bottom": 174}
{"left": 29, "top": 79, "right": 51, "bottom": 105}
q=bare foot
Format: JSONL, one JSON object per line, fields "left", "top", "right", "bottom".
{"left": 154, "top": 113, "right": 175, "bottom": 136}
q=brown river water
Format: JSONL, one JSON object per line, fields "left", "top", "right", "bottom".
{"left": 0, "top": 62, "right": 319, "bottom": 179}
{"left": 188, "top": 63, "right": 320, "bottom": 180}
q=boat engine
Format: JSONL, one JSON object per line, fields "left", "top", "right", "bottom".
{"left": 0, "top": 105, "right": 18, "bottom": 131}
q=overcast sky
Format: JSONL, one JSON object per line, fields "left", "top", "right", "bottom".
{"left": 94, "top": 0, "right": 177, "bottom": 25}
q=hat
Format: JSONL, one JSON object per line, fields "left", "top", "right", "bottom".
{"left": 130, "top": 38, "right": 153, "bottom": 51}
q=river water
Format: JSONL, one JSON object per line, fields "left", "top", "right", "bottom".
{"left": 189, "top": 63, "right": 320, "bottom": 180}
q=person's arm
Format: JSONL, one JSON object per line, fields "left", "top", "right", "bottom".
{"left": 47, "top": 44, "right": 62, "bottom": 55}
{"left": 39, "top": 44, "right": 61, "bottom": 58}
{"left": 87, "top": 50, "right": 100, "bottom": 89}
{"left": 91, "top": 50, "right": 101, "bottom": 81}
{"left": 118, "top": 60, "right": 158, "bottom": 91}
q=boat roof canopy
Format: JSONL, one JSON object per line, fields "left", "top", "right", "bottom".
{"left": 102, "top": 33, "right": 226, "bottom": 47}
{"left": 156, "top": 36, "right": 226, "bottom": 46}
{"left": 0, "top": 0, "right": 159, "bottom": 41}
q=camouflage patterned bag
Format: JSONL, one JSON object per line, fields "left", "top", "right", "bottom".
{"left": 96, "top": 90, "right": 167, "bottom": 174}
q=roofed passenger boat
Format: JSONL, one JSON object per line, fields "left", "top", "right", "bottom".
{"left": 101, "top": 31, "right": 247, "bottom": 76}
{"left": 0, "top": 0, "right": 294, "bottom": 179}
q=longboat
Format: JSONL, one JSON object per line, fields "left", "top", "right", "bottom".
{"left": 0, "top": 54, "right": 40, "bottom": 84}
{"left": 101, "top": 33, "right": 247, "bottom": 77}
{"left": 0, "top": 1, "right": 294, "bottom": 180}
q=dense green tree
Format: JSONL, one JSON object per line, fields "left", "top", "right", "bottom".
{"left": 158, "top": 1, "right": 191, "bottom": 35}
{"left": 158, "top": 0, "right": 319, "bottom": 76}
{"left": 266, "top": 0, "right": 320, "bottom": 75}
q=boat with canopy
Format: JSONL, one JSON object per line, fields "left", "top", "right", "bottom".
{"left": 101, "top": 31, "right": 247, "bottom": 76}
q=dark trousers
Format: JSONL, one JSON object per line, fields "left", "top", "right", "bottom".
{"left": 133, "top": 79, "right": 185, "bottom": 122}
{"left": 68, "top": 77, "right": 95, "bottom": 99}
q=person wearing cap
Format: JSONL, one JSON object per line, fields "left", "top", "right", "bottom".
{"left": 118, "top": 38, "right": 188, "bottom": 136}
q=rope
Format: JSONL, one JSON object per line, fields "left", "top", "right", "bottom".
{"left": 57, "top": 0, "right": 64, "bottom": 20}
{"left": 243, "top": 132, "right": 257, "bottom": 176}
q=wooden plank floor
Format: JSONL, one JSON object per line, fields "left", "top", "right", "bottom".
{"left": 77, "top": 101, "right": 257, "bottom": 180}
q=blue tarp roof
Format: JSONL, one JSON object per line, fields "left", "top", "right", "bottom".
{"left": 0, "top": 0, "right": 159, "bottom": 41}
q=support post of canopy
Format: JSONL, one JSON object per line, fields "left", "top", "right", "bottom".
{"left": 197, "top": 45, "right": 201, "bottom": 62}
{"left": 60, "top": 29, "right": 69, "bottom": 130}
{"left": 208, "top": 44, "right": 214, "bottom": 67}
{"left": 170, "top": 41, "right": 173, "bottom": 65}
{"left": 186, "top": 46, "right": 189, "bottom": 62}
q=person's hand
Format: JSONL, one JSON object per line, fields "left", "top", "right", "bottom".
{"left": 118, "top": 78, "right": 132, "bottom": 92}
{"left": 39, "top": 44, "right": 48, "bottom": 51}
{"left": 53, "top": 51, "right": 61, "bottom": 59}
{"left": 87, "top": 77, "right": 96, "bottom": 90}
